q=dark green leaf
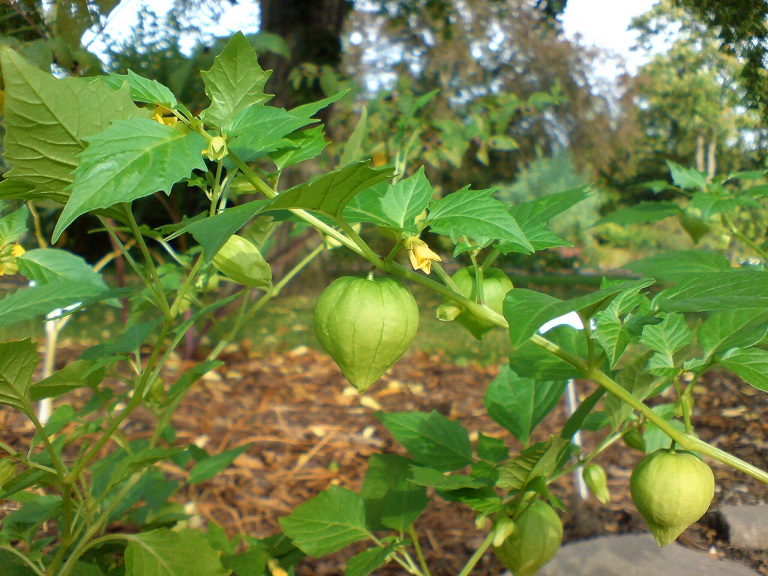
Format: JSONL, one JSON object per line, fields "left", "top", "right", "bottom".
{"left": 221, "top": 544, "right": 269, "bottom": 576}
{"left": 698, "top": 309, "right": 768, "bottom": 359}
{"left": 269, "top": 126, "right": 329, "bottom": 170}
{"left": 719, "top": 348, "right": 768, "bottom": 392}
{"left": 80, "top": 319, "right": 162, "bottom": 360}
{"left": 375, "top": 411, "right": 472, "bottom": 472}
{"left": 597, "top": 201, "right": 681, "bottom": 226}
{"left": 508, "top": 326, "right": 587, "bottom": 380}
{"left": 625, "top": 251, "right": 730, "bottom": 283}
{"left": 360, "top": 454, "right": 428, "bottom": 532}
{"left": 345, "top": 544, "right": 396, "bottom": 576}
{"left": 279, "top": 485, "right": 369, "bottom": 557}
{"left": 484, "top": 366, "right": 566, "bottom": 444}
{"left": 188, "top": 444, "right": 250, "bottom": 484}
{"left": 654, "top": 271, "right": 768, "bottom": 312}
{"left": 102, "top": 71, "right": 177, "bottom": 107}
{"left": 639, "top": 313, "right": 692, "bottom": 377}
{"left": 0, "top": 339, "right": 39, "bottom": 410}
{"left": 476, "top": 433, "right": 509, "bottom": 463}
{"left": 29, "top": 360, "right": 104, "bottom": 400}
{"left": 125, "top": 528, "right": 230, "bottom": 576}
{"left": 497, "top": 436, "right": 569, "bottom": 491}
{"left": 408, "top": 466, "right": 488, "bottom": 490}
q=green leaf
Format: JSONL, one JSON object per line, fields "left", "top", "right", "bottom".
{"left": 698, "top": 309, "right": 768, "bottom": 359}
{"left": 102, "top": 70, "right": 177, "bottom": 107}
{"left": 188, "top": 443, "right": 250, "bottom": 484}
{"left": 360, "top": 454, "right": 428, "bottom": 532}
{"left": 378, "top": 167, "right": 434, "bottom": 233}
{"left": 269, "top": 126, "right": 329, "bottom": 170}
{"left": 125, "top": 528, "right": 231, "bottom": 576}
{"left": 17, "top": 249, "right": 107, "bottom": 290}
{"left": 643, "top": 405, "right": 683, "bottom": 452}
{"left": 201, "top": 31, "right": 272, "bottom": 130}
{"left": 507, "top": 187, "right": 589, "bottom": 251}
{"left": 484, "top": 366, "right": 566, "bottom": 445}
{"left": 597, "top": 201, "right": 682, "bottom": 226}
{"left": 603, "top": 352, "right": 656, "bottom": 428}
{"left": 0, "top": 178, "right": 35, "bottom": 201}
{"left": 54, "top": 119, "right": 207, "bottom": 241}
{"left": 427, "top": 187, "right": 532, "bottom": 253}
{"left": 227, "top": 105, "right": 315, "bottom": 162}
{"left": 339, "top": 106, "right": 368, "bottom": 167}
{"left": 594, "top": 281, "right": 654, "bottom": 368}
{"left": 497, "top": 436, "right": 569, "bottom": 491}
{"left": 0, "top": 549, "right": 37, "bottom": 575}
{"left": 375, "top": 410, "right": 472, "bottom": 472}
{"left": 279, "top": 485, "right": 369, "bottom": 557}
{"left": 504, "top": 279, "right": 653, "bottom": 348}
{"left": 0, "top": 280, "right": 106, "bottom": 329}
{"left": 0, "top": 495, "right": 63, "bottom": 542}
{"left": 345, "top": 544, "right": 396, "bottom": 576}
{"left": 508, "top": 326, "right": 587, "bottom": 380}
{"left": 1, "top": 47, "right": 141, "bottom": 202}
{"left": 476, "top": 433, "right": 509, "bottom": 463}
{"left": 689, "top": 190, "right": 746, "bottom": 220}
{"left": 408, "top": 466, "right": 488, "bottom": 490}
{"left": 437, "top": 485, "right": 504, "bottom": 515}
{"left": 80, "top": 319, "right": 162, "bottom": 361}
{"left": 719, "top": 348, "right": 768, "bottom": 392}
{"left": 29, "top": 360, "right": 104, "bottom": 401}
{"left": 0, "top": 205, "right": 28, "bottom": 244}
{"left": 342, "top": 182, "right": 395, "bottom": 228}
{"left": 265, "top": 161, "right": 393, "bottom": 219}
{"left": 221, "top": 545, "right": 269, "bottom": 576}
{"left": 653, "top": 271, "right": 768, "bottom": 312}
{"left": 639, "top": 314, "right": 692, "bottom": 378}
{"left": 625, "top": 251, "right": 731, "bottom": 283}
{"left": 667, "top": 161, "right": 708, "bottom": 190}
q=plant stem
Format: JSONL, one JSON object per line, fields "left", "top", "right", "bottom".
{"left": 408, "top": 525, "right": 433, "bottom": 576}
{"left": 456, "top": 529, "right": 495, "bottom": 576}
{"left": 721, "top": 212, "right": 768, "bottom": 262}
{"left": 0, "top": 544, "right": 44, "bottom": 576}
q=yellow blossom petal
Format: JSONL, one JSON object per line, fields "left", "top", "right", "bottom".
{"left": 407, "top": 238, "right": 441, "bottom": 274}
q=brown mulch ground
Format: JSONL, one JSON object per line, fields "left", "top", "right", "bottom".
{"left": 2, "top": 341, "right": 768, "bottom": 575}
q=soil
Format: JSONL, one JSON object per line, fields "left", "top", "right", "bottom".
{"left": 2, "top": 341, "right": 767, "bottom": 576}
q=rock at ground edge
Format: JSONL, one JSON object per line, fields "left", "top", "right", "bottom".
{"left": 714, "top": 505, "right": 768, "bottom": 550}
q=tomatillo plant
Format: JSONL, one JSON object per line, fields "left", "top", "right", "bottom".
{"left": 0, "top": 31, "right": 766, "bottom": 576}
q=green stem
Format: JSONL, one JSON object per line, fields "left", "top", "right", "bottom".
{"left": 559, "top": 387, "right": 606, "bottom": 441}
{"left": 45, "top": 486, "right": 74, "bottom": 574}
{"left": 338, "top": 220, "right": 383, "bottom": 268}
{"left": 408, "top": 526, "right": 433, "bottom": 576}
{"left": 0, "top": 545, "right": 44, "bottom": 576}
{"left": 721, "top": 212, "right": 768, "bottom": 262}
{"left": 480, "top": 248, "right": 501, "bottom": 271}
{"left": 20, "top": 397, "right": 68, "bottom": 479}
{"left": 456, "top": 529, "right": 495, "bottom": 576}
{"left": 170, "top": 255, "right": 204, "bottom": 318}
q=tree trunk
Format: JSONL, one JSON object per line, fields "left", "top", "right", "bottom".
{"left": 695, "top": 132, "right": 706, "bottom": 173}
{"left": 707, "top": 137, "right": 717, "bottom": 180}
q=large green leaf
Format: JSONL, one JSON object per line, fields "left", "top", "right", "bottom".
{"left": 698, "top": 309, "right": 768, "bottom": 360}
{"left": 427, "top": 187, "right": 532, "bottom": 253}
{"left": 265, "top": 161, "right": 393, "bottom": 219}
{"left": 188, "top": 443, "right": 250, "bottom": 484}
{"left": 378, "top": 167, "right": 434, "bottom": 233}
{"left": 625, "top": 251, "right": 731, "bottom": 284}
{"left": 360, "top": 454, "right": 428, "bottom": 532}
{"left": 279, "top": 485, "right": 369, "bottom": 557}
{"left": 29, "top": 360, "right": 104, "bottom": 401}
{"left": 507, "top": 187, "right": 589, "bottom": 251}
{"left": 0, "top": 205, "right": 28, "bottom": 244}
{"left": 653, "top": 271, "right": 768, "bottom": 312}
{"left": 484, "top": 366, "right": 567, "bottom": 444}
{"left": 227, "top": 105, "right": 315, "bottom": 162}
{"left": 102, "top": 70, "right": 177, "bottom": 107}
{"left": 375, "top": 410, "right": 472, "bottom": 472}
{"left": 343, "top": 182, "right": 395, "bottom": 227}
{"left": 54, "top": 119, "right": 207, "bottom": 241}
{"left": 507, "top": 326, "right": 586, "bottom": 380}
{"left": 594, "top": 280, "right": 654, "bottom": 368}
{"left": 0, "top": 339, "right": 38, "bottom": 410}
{"left": 201, "top": 31, "right": 272, "bottom": 130}
{"left": 345, "top": 544, "right": 397, "bottom": 576}
{"left": 17, "top": 249, "right": 107, "bottom": 290}
{"left": 1, "top": 47, "right": 140, "bottom": 202}
{"left": 0, "top": 280, "right": 107, "bottom": 329}
{"left": 0, "top": 495, "right": 63, "bottom": 543}
{"left": 639, "top": 313, "right": 692, "bottom": 378}
{"left": 719, "top": 348, "right": 768, "bottom": 392}
{"left": 125, "top": 528, "right": 230, "bottom": 576}
{"left": 504, "top": 279, "right": 653, "bottom": 348}
{"left": 269, "top": 126, "right": 330, "bottom": 170}
{"left": 667, "top": 161, "right": 708, "bottom": 190}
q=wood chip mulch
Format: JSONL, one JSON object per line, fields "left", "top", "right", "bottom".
{"left": 2, "top": 341, "right": 768, "bottom": 575}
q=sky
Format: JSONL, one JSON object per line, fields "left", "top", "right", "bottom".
{"left": 85, "top": 0, "right": 661, "bottom": 79}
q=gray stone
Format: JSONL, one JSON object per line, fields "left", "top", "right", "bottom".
{"left": 526, "top": 533, "right": 760, "bottom": 576}
{"left": 715, "top": 505, "right": 768, "bottom": 550}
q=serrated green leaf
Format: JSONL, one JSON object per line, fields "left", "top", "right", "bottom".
{"left": 597, "top": 201, "right": 682, "bottom": 226}
{"left": 504, "top": 279, "right": 653, "bottom": 348}
{"left": 29, "top": 360, "right": 104, "bottom": 401}
{"left": 667, "top": 161, "right": 708, "bottom": 190}
{"left": 689, "top": 189, "right": 746, "bottom": 220}
{"left": 227, "top": 105, "right": 315, "bottom": 162}
{"left": 0, "top": 179, "right": 35, "bottom": 201}
{"left": 437, "top": 485, "right": 504, "bottom": 515}
{"left": 102, "top": 70, "right": 177, "bottom": 106}
{"left": 125, "top": 528, "right": 230, "bottom": 576}
{"left": 188, "top": 444, "right": 250, "bottom": 484}
{"left": 279, "top": 485, "right": 369, "bottom": 557}
{"left": 625, "top": 251, "right": 731, "bottom": 284}
{"left": 497, "top": 436, "right": 569, "bottom": 491}
{"left": 54, "top": 119, "right": 206, "bottom": 241}
{"left": 0, "top": 495, "right": 63, "bottom": 543}
{"left": 507, "top": 187, "right": 589, "bottom": 251}
{"left": 269, "top": 126, "right": 329, "bottom": 170}
{"left": 265, "top": 161, "right": 393, "bottom": 219}
{"left": 1, "top": 48, "right": 141, "bottom": 202}
{"left": 639, "top": 313, "right": 691, "bottom": 377}
{"left": 484, "top": 366, "right": 566, "bottom": 445}
{"left": 642, "top": 405, "right": 683, "bottom": 452}
{"left": 221, "top": 545, "right": 269, "bottom": 576}
{"left": 476, "top": 433, "right": 509, "bottom": 463}
{"left": 0, "top": 339, "right": 38, "bottom": 410}
{"left": 603, "top": 352, "right": 656, "bottom": 428}
{"left": 508, "top": 326, "right": 587, "bottom": 380}
{"left": 0, "top": 205, "right": 28, "bottom": 244}
{"left": 698, "top": 309, "right": 768, "bottom": 360}
{"left": 653, "top": 271, "right": 768, "bottom": 312}
{"left": 375, "top": 410, "right": 472, "bottom": 472}
{"left": 0, "top": 280, "right": 107, "bottom": 329}
{"left": 594, "top": 282, "right": 654, "bottom": 368}
{"left": 408, "top": 466, "right": 488, "bottom": 490}
{"left": 201, "top": 31, "right": 272, "bottom": 130}
{"left": 427, "top": 187, "right": 532, "bottom": 252}
{"left": 17, "top": 249, "right": 107, "bottom": 290}
{"left": 719, "top": 348, "right": 768, "bottom": 392}
{"left": 342, "top": 182, "right": 394, "bottom": 227}
{"left": 360, "top": 454, "right": 428, "bottom": 532}
{"left": 378, "top": 167, "right": 434, "bottom": 233}
{"left": 346, "top": 544, "right": 397, "bottom": 576}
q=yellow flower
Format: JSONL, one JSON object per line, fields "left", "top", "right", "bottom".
{"left": 10, "top": 244, "right": 25, "bottom": 257}
{"left": 405, "top": 237, "right": 441, "bottom": 274}
{"left": 151, "top": 107, "right": 178, "bottom": 127}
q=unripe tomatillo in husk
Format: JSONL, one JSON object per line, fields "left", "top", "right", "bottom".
{"left": 313, "top": 276, "right": 419, "bottom": 392}
{"left": 582, "top": 464, "right": 610, "bottom": 504}
{"left": 630, "top": 449, "right": 715, "bottom": 547}
{"left": 437, "top": 266, "right": 513, "bottom": 340}
{"left": 493, "top": 499, "right": 562, "bottom": 576}
{"left": 212, "top": 235, "right": 272, "bottom": 289}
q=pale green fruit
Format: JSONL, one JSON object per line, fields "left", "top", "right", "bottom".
{"left": 438, "top": 266, "right": 513, "bottom": 340}
{"left": 493, "top": 500, "right": 563, "bottom": 576}
{"left": 583, "top": 464, "right": 610, "bottom": 504}
{"left": 630, "top": 449, "right": 715, "bottom": 547}
{"left": 212, "top": 235, "right": 272, "bottom": 289}
{"left": 313, "top": 276, "right": 419, "bottom": 392}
